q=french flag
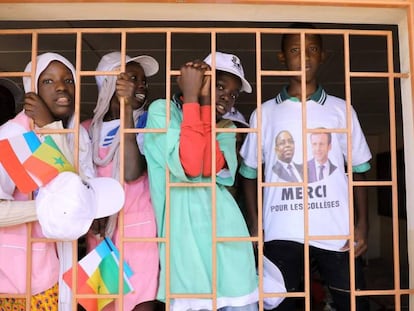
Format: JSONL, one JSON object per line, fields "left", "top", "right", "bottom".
{"left": 0, "top": 131, "right": 41, "bottom": 193}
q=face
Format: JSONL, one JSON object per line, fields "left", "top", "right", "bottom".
{"left": 125, "top": 62, "right": 147, "bottom": 110}
{"left": 37, "top": 60, "right": 75, "bottom": 123}
{"left": 275, "top": 131, "right": 295, "bottom": 163}
{"left": 310, "top": 133, "right": 331, "bottom": 164}
{"left": 109, "top": 62, "right": 148, "bottom": 117}
{"left": 278, "top": 33, "right": 324, "bottom": 83}
{"left": 215, "top": 71, "right": 242, "bottom": 120}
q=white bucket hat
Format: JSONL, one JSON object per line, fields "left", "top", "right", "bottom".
{"left": 35, "top": 171, "right": 125, "bottom": 241}
{"left": 222, "top": 108, "right": 249, "bottom": 127}
{"left": 203, "top": 51, "right": 252, "bottom": 93}
{"left": 95, "top": 51, "right": 159, "bottom": 92}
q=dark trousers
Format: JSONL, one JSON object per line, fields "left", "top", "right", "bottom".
{"left": 264, "top": 240, "right": 370, "bottom": 311}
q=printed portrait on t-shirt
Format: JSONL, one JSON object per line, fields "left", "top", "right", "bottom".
{"left": 307, "top": 131, "right": 337, "bottom": 183}
{"left": 272, "top": 130, "right": 303, "bottom": 182}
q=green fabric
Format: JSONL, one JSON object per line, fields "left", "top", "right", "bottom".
{"left": 352, "top": 161, "right": 371, "bottom": 173}
{"left": 239, "top": 161, "right": 258, "bottom": 179}
{"left": 144, "top": 98, "right": 257, "bottom": 300}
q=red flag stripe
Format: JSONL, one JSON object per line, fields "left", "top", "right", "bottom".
{"left": 0, "top": 139, "right": 38, "bottom": 193}
{"left": 23, "top": 156, "right": 59, "bottom": 185}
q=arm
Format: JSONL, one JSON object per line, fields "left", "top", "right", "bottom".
{"left": 0, "top": 200, "right": 37, "bottom": 227}
{"left": 177, "top": 60, "right": 226, "bottom": 177}
{"left": 116, "top": 72, "right": 145, "bottom": 181}
{"left": 23, "top": 92, "right": 55, "bottom": 127}
{"left": 178, "top": 61, "right": 208, "bottom": 177}
{"left": 200, "top": 105, "right": 226, "bottom": 177}
{"left": 353, "top": 171, "right": 369, "bottom": 257}
{"left": 180, "top": 103, "right": 205, "bottom": 177}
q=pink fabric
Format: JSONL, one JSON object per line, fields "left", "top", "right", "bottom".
{"left": 84, "top": 128, "right": 159, "bottom": 310}
{"left": 0, "top": 112, "right": 59, "bottom": 295}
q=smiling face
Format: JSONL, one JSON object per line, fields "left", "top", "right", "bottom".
{"left": 108, "top": 62, "right": 148, "bottom": 119}
{"left": 125, "top": 62, "right": 147, "bottom": 110}
{"left": 275, "top": 131, "right": 295, "bottom": 163}
{"left": 37, "top": 60, "right": 75, "bottom": 124}
{"left": 215, "top": 71, "right": 242, "bottom": 120}
{"left": 278, "top": 33, "right": 324, "bottom": 84}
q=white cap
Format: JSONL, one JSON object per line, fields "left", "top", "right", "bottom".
{"left": 203, "top": 51, "right": 252, "bottom": 93}
{"left": 35, "top": 171, "right": 125, "bottom": 241}
{"left": 23, "top": 52, "right": 77, "bottom": 94}
{"left": 263, "top": 255, "right": 286, "bottom": 309}
{"left": 222, "top": 108, "right": 249, "bottom": 127}
{"left": 0, "top": 78, "right": 23, "bottom": 103}
{"left": 95, "top": 51, "right": 159, "bottom": 92}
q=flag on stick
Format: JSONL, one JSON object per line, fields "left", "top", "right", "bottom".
{"left": 0, "top": 131, "right": 74, "bottom": 193}
{"left": 63, "top": 237, "right": 134, "bottom": 311}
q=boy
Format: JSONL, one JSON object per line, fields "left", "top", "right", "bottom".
{"left": 239, "top": 23, "right": 371, "bottom": 310}
{"left": 144, "top": 51, "right": 258, "bottom": 311}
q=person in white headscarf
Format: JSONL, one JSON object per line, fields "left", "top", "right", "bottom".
{"left": 0, "top": 52, "right": 94, "bottom": 311}
{"left": 82, "top": 51, "right": 160, "bottom": 311}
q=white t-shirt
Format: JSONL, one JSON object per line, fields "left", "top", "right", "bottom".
{"left": 240, "top": 87, "right": 372, "bottom": 251}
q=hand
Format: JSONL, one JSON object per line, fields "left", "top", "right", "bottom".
{"left": 353, "top": 222, "right": 368, "bottom": 257}
{"left": 89, "top": 217, "right": 108, "bottom": 238}
{"left": 23, "top": 92, "right": 54, "bottom": 127}
{"left": 199, "top": 64, "right": 212, "bottom": 106}
{"left": 116, "top": 72, "right": 136, "bottom": 107}
{"left": 177, "top": 60, "right": 209, "bottom": 104}
{"left": 340, "top": 222, "right": 368, "bottom": 257}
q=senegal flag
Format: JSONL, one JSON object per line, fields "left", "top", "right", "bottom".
{"left": 0, "top": 131, "right": 75, "bottom": 193}
{"left": 23, "top": 135, "right": 75, "bottom": 184}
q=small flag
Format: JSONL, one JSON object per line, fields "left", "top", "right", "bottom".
{"left": 0, "top": 131, "right": 74, "bottom": 193}
{"left": 0, "top": 131, "right": 40, "bottom": 193}
{"left": 63, "top": 237, "right": 134, "bottom": 311}
{"left": 23, "top": 135, "right": 75, "bottom": 184}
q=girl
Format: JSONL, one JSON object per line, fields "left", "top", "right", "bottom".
{"left": 144, "top": 52, "right": 258, "bottom": 311}
{"left": 83, "top": 52, "right": 160, "bottom": 311}
{"left": 0, "top": 52, "right": 94, "bottom": 311}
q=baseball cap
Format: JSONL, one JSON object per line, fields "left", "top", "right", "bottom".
{"left": 35, "top": 171, "right": 125, "bottom": 241}
{"left": 95, "top": 51, "right": 159, "bottom": 91}
{"left": 0, "top": 78, "right": 23, "bottom": 103}
{"left": 222, "top": 108, "right": 249, "bottom": 127}
{"left": 203, "top": 51, "right": 252, "bottom": 93}
{"left": 263, "top": 255, "right": 286, "bottom": 309}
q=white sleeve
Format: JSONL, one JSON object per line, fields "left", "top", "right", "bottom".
{"left": 0, "top": 200, "right": 37, "bottom": 226}
{"left": 338, "top": 106, "right": 372, "bottom": 166}
{"left": 239, "top": 109, "right": 259, "bottom": 169}
{"left": 78, "top": 126, "right": 96, "bottom": 179}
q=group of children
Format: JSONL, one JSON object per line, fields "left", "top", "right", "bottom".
{"left": 0, "top": 47, "right": 260, "bottom": 311}
{"left": 0, "top": 22, "right": 372, "bottom": 311}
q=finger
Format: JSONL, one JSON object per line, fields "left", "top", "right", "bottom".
{"left": 340, "top": 240, "right": 350, "bottom": 251}
{"left": 200, "top": 63, "right": 210, "bottom": 70}
{"left": 354, "top": 241, "right": 367, "bottom": 257}
{"left": 118, "top": 72, "right": 129, "bottom": 81}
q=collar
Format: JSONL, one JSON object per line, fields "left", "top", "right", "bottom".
{"left": 275, "top": 85, "right": 327, "bottom": 105}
